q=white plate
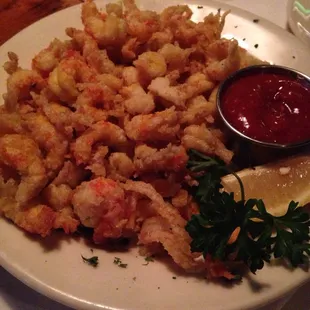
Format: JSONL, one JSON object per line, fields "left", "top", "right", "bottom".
{"left": 0, "top": 1, "right": 309, "bottom": 310}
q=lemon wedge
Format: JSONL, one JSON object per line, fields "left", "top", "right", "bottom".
{"left": 221, "top": 154, "right": 310, "bottom": 216}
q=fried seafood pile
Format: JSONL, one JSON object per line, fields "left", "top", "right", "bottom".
{"left": 0, "top": 0, "right": 263, "bottom": 273}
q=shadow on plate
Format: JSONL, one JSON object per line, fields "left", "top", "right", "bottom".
{"left": 24, "top": 231, "right": 81, "bottom": 253}
{"left": 4, "top": 218, "right": 308, "bottom": 293}
{"left": 0, "top": 267, "right": 72, "bottom": 310}
{"left": 269, "top": 258, "right": 309, "bottom": 273}
{"left": 244, "top": 274, "right": 271, "bottom": 293}
{"left": 2, "top": 216, "right": 83, "bottom": 253}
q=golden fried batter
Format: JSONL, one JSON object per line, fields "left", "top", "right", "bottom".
{"left": 0, "top": 0, "right": 261, "bottom": 278}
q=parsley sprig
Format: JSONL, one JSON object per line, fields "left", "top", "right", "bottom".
{"left": 185, "top": 150, "right": 310, "bottom": 276}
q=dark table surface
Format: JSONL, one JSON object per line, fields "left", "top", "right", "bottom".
{"left": 0, "top": 0, "right": 82, "bottom": 46}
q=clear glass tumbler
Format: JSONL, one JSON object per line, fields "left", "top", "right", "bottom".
{"left": 287, "top": 0, "right": 310, "bottom": 47}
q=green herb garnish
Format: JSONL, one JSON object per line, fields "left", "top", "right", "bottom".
{"left": 143, "top": 256, "right": 155, "bottom": 266}
{"left": 114, "top": 257, "right": 121, "bottom": 264}
{"left": 185, "top": 150, "right": 310, "bottom": 277}
{"left": 114, "top": 257, "right": 128, "bottom": 268}
{"left": 81, "top": 255, "right": 99, "bottom": 267}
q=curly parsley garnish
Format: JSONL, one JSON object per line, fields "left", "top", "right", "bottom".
{"left": 185, "top": 150, "right": 310, "bottom": 277}
{"left": 81, "top": 255, "right": 99, "bottom": 267}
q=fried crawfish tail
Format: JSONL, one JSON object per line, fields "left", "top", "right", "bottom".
{"left": 0, "top": 134, "right": 48, "bottom": 204}
{"left": 72, "top": 177, "right": 129, "bottom": 242}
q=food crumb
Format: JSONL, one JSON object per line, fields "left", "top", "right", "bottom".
{"left": 253, "top": 19, "right": 260, "bottom": 23}
{"left": 279, "top": 166, "right": 291, "bottom": 175}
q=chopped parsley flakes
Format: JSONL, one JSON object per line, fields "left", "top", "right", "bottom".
{"left": 114, "top": 257, "right": 128, "bottom": 268}
{"left": 143, "top": 256, "right": 155, "bottom": 265}
{"left": 81, "top": 255, "right": 99, "bottom": 267}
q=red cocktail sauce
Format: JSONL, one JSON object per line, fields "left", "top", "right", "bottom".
{"left": 221, "top": 72, "right": 310, "bottom": 144}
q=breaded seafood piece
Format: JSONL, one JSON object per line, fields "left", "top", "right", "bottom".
{"left": 182, "top": 124, "right": 233, "bottom": 163}
{"left": 4, "top": 69, "right": 46, "bottom": 112}
{"left": 0, "top": 134, "right": 47, "bottom": 204}
{"left": 121, "top": 83, "right": 155, "bottom": 115}
{"left": 125, "top": 107, "right": 180, "bottom": 142}
{"left": 0, "top": 177, "right": 55, "bottom": 237}
{"left": 32, "top": 38, "right": 68, "bottom": 75}
{"left": 72, "top": 177, "right": 128, "bottom": 242}
{"left": 206, "top": 39, "right": 241, "bottom": 81}
{"left": 134, "top": 144, "right": 188, "bottom": 173}
{"left": 134, "top": 51, "right": 167, "bottom": 81}
{"left": 123, "top": 0, "right": 160, "bottom": 43}
{"left": 0, "top": 111, "right": 24, "bottom": 135}
{"left": 86, "top": 145, "right": 109, "bottom": 177}
{"left": 22, "top": 113, "right": 68, "bottom": 176}
{"left": 158, "top": 43, "right": 193, "bottom": 72}
{"left": 82, "top": 0, "right": 127, "bottom": 47}
{"left": 122, "top": 180, "right": 199, "bottom": 270}
{"left": 107, "top": 152, "right": 135, "bottom": 181}
{"left": 3, "top": 52, "right": 19, "bottom": 75}
{"left": 148, "top": 73, "right": 214, "bottom": 109}
{"left": 43, "top": 183, "right": 79, "bottom": 233}
{"left": 71, "top": 121, "right": 127, "bottom": 165}
{"left": 52, "top": 161, "right": 88, "bottom": 188}
{"left": 180, "top": 95, "right": 216, "bottom": 125}
{"left": 66, "top": 27, "right": 121, "bottom": 76}
{"left": 48, "top": 55, "right": 97, "bottom": 102}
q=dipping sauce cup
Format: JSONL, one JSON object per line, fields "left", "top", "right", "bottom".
{"left": 216, "top": 65, "right": 310, "bottom": 165}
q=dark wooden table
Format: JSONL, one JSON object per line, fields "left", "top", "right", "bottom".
{"left": 0, "top": 0, "right": 82, "bottom": 46}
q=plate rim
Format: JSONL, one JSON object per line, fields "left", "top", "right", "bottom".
{"left": 0, "top": 1, "right": 309, "bottom": 310}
